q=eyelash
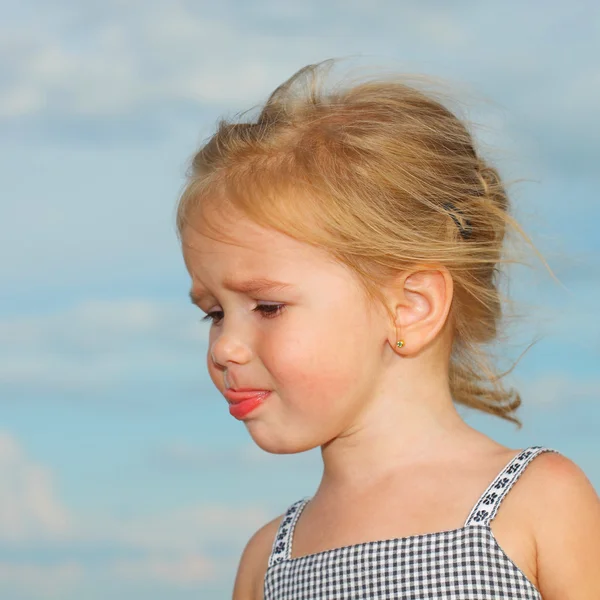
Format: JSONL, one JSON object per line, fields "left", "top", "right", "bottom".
{"left": 200, "top": 304, "right": 286, "bottom": 325}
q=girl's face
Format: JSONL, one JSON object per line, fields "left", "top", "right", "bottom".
{"left": 181, "top": 209, "right": 390, "bottom": 454}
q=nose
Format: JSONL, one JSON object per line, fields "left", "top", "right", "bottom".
{"left": 209, "top": 331, "right": 253, "bottom": 369}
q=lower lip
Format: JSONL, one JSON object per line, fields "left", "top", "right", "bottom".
{"left": 228, "top": 392, "right": 270, "bottom": 420}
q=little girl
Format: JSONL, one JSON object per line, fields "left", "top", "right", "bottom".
{"left": 177, "top": 59, "right": 600, "bottom": 599}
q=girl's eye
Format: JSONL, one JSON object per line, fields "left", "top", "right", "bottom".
{"left": 200, "top": 303, "right": 286, "bottom": 325}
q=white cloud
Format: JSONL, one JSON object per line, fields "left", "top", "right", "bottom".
{"left": 2, "top": 0, "right": 595, "bottom": 131}
{"left": 520, "top": 373, "right": 600, "bottom": 407}
{"left": 88, "top": 502, "right": 269, "bottom": 554}
{"left": 0, "top": 432, "right": 71, "bottom": 542}
{"left": 2, "top": 299, "right": 199, "bottom": 349}
{"left": 0, "top": 1, "right": 330, "bottom": 120}
{"left": 0, "top": 430, "right": 267, "bottom": 592}
{"left": 0, "top": 298, "right": 206, "bottom": 392}
{"left": 111, "top": 554, "right": 218, "bottom": 586}
{"left": 0, "top": 562, "right": 83, "bottom": 598}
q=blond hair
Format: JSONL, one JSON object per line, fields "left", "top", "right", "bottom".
{"left": 176, "top": 59, "right": 546, "bottom": 427}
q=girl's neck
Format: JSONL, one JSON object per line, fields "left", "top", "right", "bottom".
{"left": 317, "top": 392, "right": 489, "bottom": 493}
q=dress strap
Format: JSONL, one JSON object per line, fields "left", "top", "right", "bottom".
{"left": 268, "top": 497, "right": 311, "bottom": 568}
{"left": 464, "top": 445, "right": 559, "bottom": 527}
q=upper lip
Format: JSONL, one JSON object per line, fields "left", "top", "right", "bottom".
{"left": 223, "top": 388, "right": 270, "bottom": 404}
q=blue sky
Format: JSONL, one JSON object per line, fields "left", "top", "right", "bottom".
{"left": 1, "top": 1, "right": 599, "bottom": 598}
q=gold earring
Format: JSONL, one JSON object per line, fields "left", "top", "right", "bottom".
{"left": 396, "top": 340, "right": 404, "bottom": 348}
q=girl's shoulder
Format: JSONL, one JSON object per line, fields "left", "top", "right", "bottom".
{"left": 516, "top": 449, "right": 596, "bottom": 514}
{"left": 232, "top": 511, "right": 286, "bottom": 600}
{"left": 521, "top": 451, "right": 600, "bottom": 598}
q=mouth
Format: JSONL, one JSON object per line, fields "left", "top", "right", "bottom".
{"left": 225, "top": 390, "right": 271, "bottom": 420}
{"left": 224, "top": 389, "right": 271, "bottom": 404}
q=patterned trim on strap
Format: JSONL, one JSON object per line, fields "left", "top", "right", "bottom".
{"left": 464, "top": 445, "right": 559, "bottom": 527}
{"left": 268, "top": 497, "right": 310, "bottom": 568}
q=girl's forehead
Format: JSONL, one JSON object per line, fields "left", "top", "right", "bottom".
{"left": 181, "top": 217, "right": 321, "bottom": 263}
{"left": 181, "top": 217, "right": 357, "bottom": 297}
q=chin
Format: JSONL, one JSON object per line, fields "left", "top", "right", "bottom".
{"left": 247, "top": 426, "right": 320, "bottom": 455}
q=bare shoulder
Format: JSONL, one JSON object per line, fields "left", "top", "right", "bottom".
{"left": 523, "top": 451, "right": 600, "bottom": 599}
{"left": 232, "top": 512, "right": 283, "bottom": 600}
{"left": 519, "top": 451, "right": 598, "bottom": 509}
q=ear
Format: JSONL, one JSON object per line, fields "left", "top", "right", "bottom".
{"left": 383, "top": 266, "right": 454, "bottom": 355}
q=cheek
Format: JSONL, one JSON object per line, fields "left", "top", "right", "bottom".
{"left": 262, "top": 308, "right": 377, "bottom": 413}
{"left": 248, "top": 310, "right": 380, "bottom": 453}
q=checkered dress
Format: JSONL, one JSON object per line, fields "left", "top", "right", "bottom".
{"left": 265, "top": 445, "right": 558, "bottom": 599}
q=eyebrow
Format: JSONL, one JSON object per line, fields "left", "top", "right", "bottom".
{"left": 189, "top": 277, "right": 295, "bottom": 305}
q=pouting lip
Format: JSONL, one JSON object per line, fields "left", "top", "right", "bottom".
{"left": 223, "top": 389, "right": 271, "bottom": 404}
